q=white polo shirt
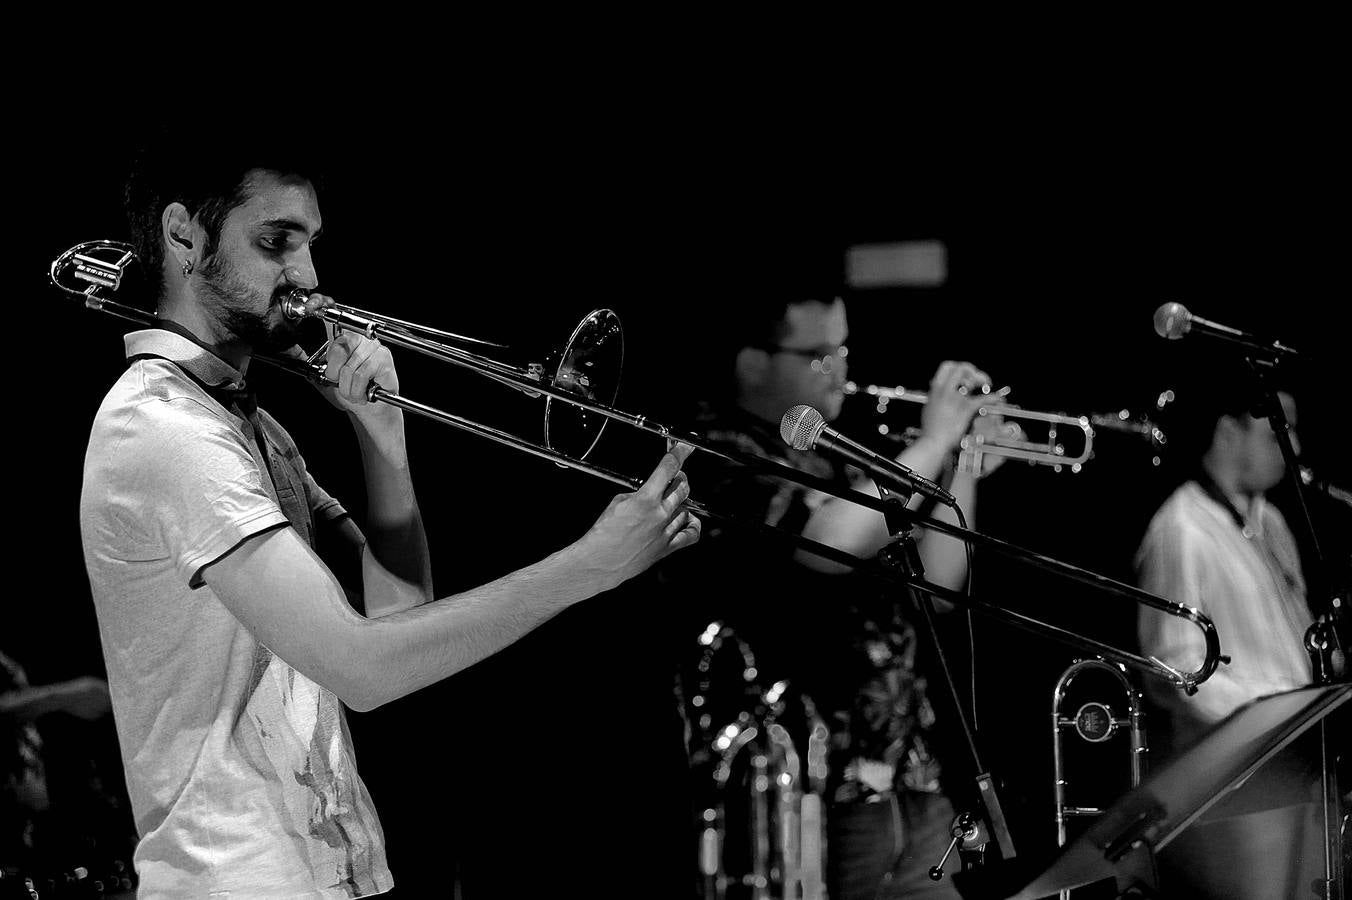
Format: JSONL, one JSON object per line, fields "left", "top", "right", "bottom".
{"left": 80, "top": 329, "right": 392, "bottom": 899}
{"left": 1136, "top": 480, "right": 1313, "bottom": 747}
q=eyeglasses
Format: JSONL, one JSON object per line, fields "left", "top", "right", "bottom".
{"left": 755, "top": 344, "right": 849, "bottom": 375}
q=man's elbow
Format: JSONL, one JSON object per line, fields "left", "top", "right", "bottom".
{"left": 329, "top": 670, "right": 394, "bottom": 713}
{"left": 306, "top": 631, "right": 391, "bottom": 713}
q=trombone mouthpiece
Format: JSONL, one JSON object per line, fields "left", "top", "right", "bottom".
{"left": 280, "top": 288, "right": 311, "bottom": 321}
{"left": 1153, "top": 302, "right": 1192, "bottom": 340}
{"left": 781, "top": 405, "right": 826, "bottom": 451}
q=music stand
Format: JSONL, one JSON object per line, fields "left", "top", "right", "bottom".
{"left": 1005, "top": 682, "right": 1350, "bottom": 899}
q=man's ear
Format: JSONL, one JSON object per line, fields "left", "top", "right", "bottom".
{"left": 734, "top": 346, "right": 769, "bottom": 389}
{"left": 162, "top": 203, "right": 201, "bottom": 269}
{"left": 1213, "top": 413, "right": 1246, "bottom": 449}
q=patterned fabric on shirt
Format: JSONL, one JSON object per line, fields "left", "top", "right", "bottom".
{"left": 686, "top": 402, "right": 943, "bottom": 802}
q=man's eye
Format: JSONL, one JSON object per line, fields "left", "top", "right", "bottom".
{"left": 259, "top": 235, "right": 287, "bottom": 251}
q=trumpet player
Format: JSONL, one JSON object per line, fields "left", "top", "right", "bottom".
{"left": 681, "top": 276, "right": 1023, "bottom": 900}
{"left": 78, "top": 131, "right": 699, "bottom": 899}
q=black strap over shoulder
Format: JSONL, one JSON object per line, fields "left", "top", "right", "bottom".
{"left": 126, "top": 352, "right": 255, "bottom": 414}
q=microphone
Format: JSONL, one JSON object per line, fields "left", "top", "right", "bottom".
{"left": 1301, "top": 466, "right": 1352, "bottom": 509}
{"left": 780, "top": 405, "right": 956, "bottom": 506}
{"left": 1152, "top": 302, "right": 1301, "bottom": 359}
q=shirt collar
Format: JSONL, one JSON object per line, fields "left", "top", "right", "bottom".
{"left": 124, "top": 324, "right": 249, "bottom": 393}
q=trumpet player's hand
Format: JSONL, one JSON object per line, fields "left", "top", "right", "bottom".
{"left": 918, "top": 360, "right": 995, "bottom": 455}
{"left": 570, "top": 443, "right": 701, "bottom": 593}
{"left": 960, "top": 413, "right": 1026, "bottom": 477}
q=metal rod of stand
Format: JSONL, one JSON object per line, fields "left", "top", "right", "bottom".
{"left": 874, "top": 491, "right": 1016, "bottom": 875}
{"left": 1243, "top": 356, "right": 1346, "bottom": 900}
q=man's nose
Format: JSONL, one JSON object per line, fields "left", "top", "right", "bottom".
{"left": 284, "top": 246, "right": 318, "bottom": 291}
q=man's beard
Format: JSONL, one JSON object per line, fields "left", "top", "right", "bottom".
{"left": 198, "top": 252, "right": 300, "bottom": 353}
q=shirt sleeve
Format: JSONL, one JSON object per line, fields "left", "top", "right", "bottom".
{"left": 1135, "top": 511, "right": 1252, "bottom": 725}
{"left": 124, "top": 398, "right": 290, "bottom": 588}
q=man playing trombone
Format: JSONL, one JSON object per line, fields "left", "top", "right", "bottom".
{"left": 78, "top": 132, "right": 700, "bottom": 899}
{"left": 678, "top": 274, "right": 1021, "bottom": 900}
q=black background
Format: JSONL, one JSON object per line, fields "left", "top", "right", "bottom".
{"left": 10, "top": 74, "right": 1349, "bottom": 896}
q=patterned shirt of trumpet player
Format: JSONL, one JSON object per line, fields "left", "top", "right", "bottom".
{"left": 686, "top": 402, "right": 944, "bottom": 804}
{"left": 80, "top": 328, "right": 393, "bottom": 899}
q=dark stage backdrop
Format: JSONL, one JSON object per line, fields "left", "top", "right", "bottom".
{"left": 12, "top": 98, "right": 1349, "bottom": 897}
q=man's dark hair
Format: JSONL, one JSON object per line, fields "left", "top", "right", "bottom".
{"left": 1159, "top": 354, "right": 1291, "bottom": 474}
{"left": 688, "top": 248, "right": 846, "bottom": 402}
{"left": 124, "top": 128, "right": 327, "bottom": 306}
{"left": 722, "top": 247, "right": 846, "bottom": 350}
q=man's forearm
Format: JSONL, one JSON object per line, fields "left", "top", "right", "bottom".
{"left": 352, "top": 413, "right": 433, "bottom": 604}
{"left": 209, "top": 526, "right": 614, "bottom": 714}
{"left": 918, "top": 471, "right": 975, "bottom": 595}
{"left": 796, "top": 435, "right": 964, "bottom": 568}
{"left": 344, "top": 543, "right": 606, "bottom": 710}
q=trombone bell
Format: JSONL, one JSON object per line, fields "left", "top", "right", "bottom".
{"left": 546, "top": 309, "right": 624, "bottom": 463}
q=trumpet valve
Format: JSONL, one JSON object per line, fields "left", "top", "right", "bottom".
{"left": 957, "top": 436, "right": 985, "bottom": 476}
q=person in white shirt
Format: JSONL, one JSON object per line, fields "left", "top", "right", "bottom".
{"left": 1135, "top": 378, "right": 1319, "bottom": 899}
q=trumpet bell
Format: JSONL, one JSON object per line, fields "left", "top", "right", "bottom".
{"left": 545, "top": 309, "right": 624, "bottom": 461}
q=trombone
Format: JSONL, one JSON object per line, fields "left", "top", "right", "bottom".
{"left": 1051, "top": 659, "right": 1145, "bottom": 886}
{"left": 51, "top": 239, "right": 1224, "bottom": 695}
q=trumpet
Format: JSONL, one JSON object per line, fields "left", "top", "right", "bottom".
{"left": 843, "top": 381, "right": 1096, "bottom": 471}
{"left": 51, "top": 239, "right": 1225, "bottom": 696}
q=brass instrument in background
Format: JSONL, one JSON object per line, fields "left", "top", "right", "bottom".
{"left": 688, "top": 624, "right": 828, "bottom": 900}
{"left": 1051, "top": 659, "right": 1146, "bottom": 900}
{"left": 844, "top": 381, "right": 1169, "bottom": 473}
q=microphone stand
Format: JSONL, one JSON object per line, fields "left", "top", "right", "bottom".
{"left": 1242, "top": 354, "right": 1347, "bottom": 900}
{"left": 869, "top": 483, "right": 1016, "bottom": 885}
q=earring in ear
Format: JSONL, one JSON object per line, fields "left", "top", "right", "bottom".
{"left": 182, "top": 259, "right": 195, "bottom": 277}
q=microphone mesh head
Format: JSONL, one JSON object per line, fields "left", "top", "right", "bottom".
{"left": 1153, "top": 302, "right": 1192, "bottom": 340}
{"left": 780, "top": 404, "right": 826, "bottom": 451}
